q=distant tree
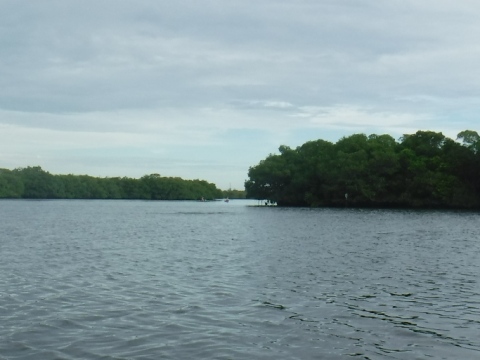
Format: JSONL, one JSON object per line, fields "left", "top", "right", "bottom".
{"left": 222, "top": 189, "right": 246, "bottom": 199}
{"left": 457, "top": 130, "right": 480, "bottom": 153}
{"left": 0, "top": 167, "right": 223, "bottom": 201}
{"left": 0, "top": 169, "right": 24, "bottom": 198}
{"left": 14, "top": 166, "right": 64, "bottom": 199}
{"left": 245, "top": 150, "right": 298, "bottom": 205}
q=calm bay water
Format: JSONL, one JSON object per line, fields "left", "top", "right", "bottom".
{"left": 1, "top": 199, "right": 479, "bottom": 359}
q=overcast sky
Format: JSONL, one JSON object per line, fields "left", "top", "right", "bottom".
{"left": 1, "top": 0, "right": 479, "bottom": 189}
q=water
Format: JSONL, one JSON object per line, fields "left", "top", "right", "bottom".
{"left": 1, "top": 200, "right": 479, "bottom": 359}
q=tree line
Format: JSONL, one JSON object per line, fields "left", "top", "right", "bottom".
{"left": 245, "top": 130, "right": 480, "bottom": 209}
{"left": 0, "top": 167, "right": 228, "bottom": 200}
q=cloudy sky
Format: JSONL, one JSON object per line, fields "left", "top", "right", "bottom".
{"left": 1, "top": 0, "right": 479, "bottom": 189}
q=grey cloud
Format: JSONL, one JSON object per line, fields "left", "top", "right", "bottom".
{"left": 2, "top": 0, "right": 479, "bottom": 116}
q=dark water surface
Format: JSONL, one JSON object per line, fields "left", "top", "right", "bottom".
{"left": 1, "top": 200, "right": 479, "bottom": 359}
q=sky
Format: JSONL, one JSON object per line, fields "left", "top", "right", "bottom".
{"left": 1, "top": 0, "right": 480, "bottom": 190}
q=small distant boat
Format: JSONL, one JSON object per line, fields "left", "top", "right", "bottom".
{"left": 225, "top": 184, "right": 231, "bottom": 203}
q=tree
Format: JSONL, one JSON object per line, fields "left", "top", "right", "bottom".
{"left": 14, "top": 166, "right": 64, "bottom": 199}
{"left": 245, "top": 153, "right": 290, "bottom": 203}
{"left": 0, "top": 167, "right": 223, "bottom": 201}
{"left": 245, "top": 130, "right": 480, "bottom": 208}
{"left": 457, "top": 130, "right": 480, "bottom": 154}
{"left": 399, "top": 131, "right": 446, "bottom": 158}
{"left": 0, "top": 169, "right": 24, "bottom": 198}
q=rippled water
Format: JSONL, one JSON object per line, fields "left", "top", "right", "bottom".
{"left": 1, "top": 200, "right": 479, "bottom": 359}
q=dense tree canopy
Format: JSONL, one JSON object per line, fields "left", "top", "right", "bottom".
{"left": 0, "top": 167, "right": 224, "bottom": 200}
{"left": 245, "top": 130, "right": 480, "bottom": 208}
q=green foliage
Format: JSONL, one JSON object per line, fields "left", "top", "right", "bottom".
{"left": 246, "top": 130, "right": 480, "bottom": 209}
{"left": 457, "top": 130, "right": 480, "bottom": 153}
{"left": 0, "top": 168, "right": 24, "bottom": 198}
{"left": 0, "top": 167, "right": 222, "bottom": 200}
{"left": 13, "top": 166, "right": 64, "bottom": 199}
{"left": 221, "top": 189, "right": 246, "bottom": 199}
